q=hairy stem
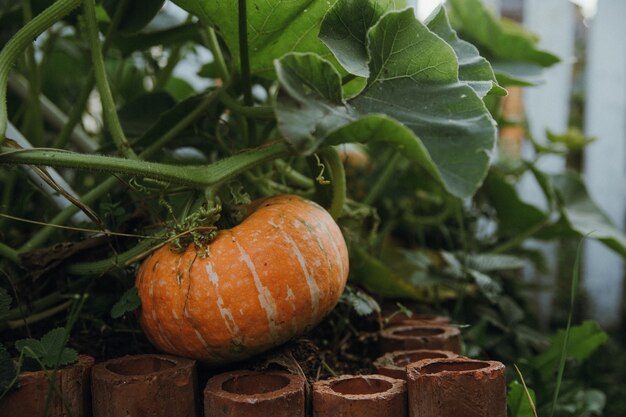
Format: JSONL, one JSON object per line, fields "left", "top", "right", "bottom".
{"left": 83, "top": 0, "right": 137, "bottom": 159}
{"left": 1, "top": 142, "right": 290, "bottom": 188}
{"left": 0, "top": 0, "right": 83, "bottom": 143}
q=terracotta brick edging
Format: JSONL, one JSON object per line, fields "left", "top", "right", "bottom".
{"left": 204, "top": 370, "right": 306, "bottom": 417}
{"left": 0, "top": 355, "right": 94, "bottom": 417}
{"left": 407, "top": 357, "right": 507, "bottom": 417}
{"left": 313, "top": 374, "right": 407, "bottom": 417}
{"left": 91, "top": 354, "right": 197, "bottom": 417}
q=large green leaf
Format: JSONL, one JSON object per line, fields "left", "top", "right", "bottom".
{"left": 530, "top": 320, "right": 608, "bottom": 381}
{"left": 172, "top": 0, "right": 337, "bottom": 78}
{"left": 352, "top": 9, "right": 497, "bottom": 197}
{"left": 550, "top": 171, "right": 626, "bottom": 258}
{"left": 425, "top": 7, "right": 506, "bottom": 97}
{"left": 448, "top": 0, "right": 559, "bottom": 85}
{"left": 276, "top": 9, "right": 497, "bottom": 198}
{"left": 319, "top": 0, "right": 405, "bottom": 78}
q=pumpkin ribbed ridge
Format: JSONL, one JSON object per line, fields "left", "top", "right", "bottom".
{"left": 136, "top": 195, "right": 349, "bottom": 364}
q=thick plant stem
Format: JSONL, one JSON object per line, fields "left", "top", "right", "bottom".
{"left": 0, "top": 0, "right": 83, "bottom": 143}
{"left": 319, "top": 147, "right": 346, "bottom": 219}
{"left": 83, "top": 0, "right": 137, "bottom": 159}
{"left": 0, "top": 143, "right": 291, "bottom": 188}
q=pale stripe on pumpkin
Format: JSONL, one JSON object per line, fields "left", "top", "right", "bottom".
{"left": 269, "top": 219, "right": 320, "bottom": 320}
{"left": 234, "top": 238, "right": 279, "bottom": 338}
{"left": 205, "top": 262, "right": 242, "bottom": 340}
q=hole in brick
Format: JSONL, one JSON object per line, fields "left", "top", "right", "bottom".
{"left": 330, "top": 377, "right": 393, "bottom": 395}
{"left": 106, "top": 357, "right": 176, "bottom": 376}
{"left": 222, "top": 374, "right": 290, "bottom": 395}
{"left": 420, "top": 361, "right": 490, "bottom": 374}
{"left": 393, "top": 327, "right": 445, "bottom": 337}
{"left": 394, "top": 351, "right": 449, "bottom": 366}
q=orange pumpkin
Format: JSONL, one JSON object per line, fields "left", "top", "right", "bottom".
{"left": 136, "top": 194, "right": 349, "bottom": 364}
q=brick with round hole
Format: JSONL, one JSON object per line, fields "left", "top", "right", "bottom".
{"left": 407, "top": 357, "right": 507, "bottom": 417}
{"left": 204, "top": 370, "right": 305, "bottom": 417}
{"left": 0, "top": 355, "right": 94, "bottom": 417}
{"left": 373, "top": 349, "right": 459, "bottom": 381}
{"left": 379, "top": 324, "right": 461, "bottom": 354}
{"left": 313, "top": 374, "right": 407, "bottom": 417}
{"left": 91, "top": 354, "right": 197, "bottom": 417}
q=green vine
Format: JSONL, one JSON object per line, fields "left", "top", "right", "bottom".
{"left": 83, "top": 0, "right": 137, "bottom": 159}
{"left": 0, "top": 142, "right": 291, "bottom": 188}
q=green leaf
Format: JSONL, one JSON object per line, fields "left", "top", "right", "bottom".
{"left": 276, "top": 9, "right": 497, "bottom": 198}
{"left": 0, "top": 343, "right": 16, "bottom": 392}
{"left": 353, "top": 9, "right": 496, "bottom": 197}
{"left": 0, "top": 287, "right": 11, "bottom": 316}
{"left": 508, "top": 381, "right": 537, "bottom": 417}
{"left": 530, "top": 321, "right": 608, "bottom": 381}
{"left": 448, "top": 0, "right": 559, "bottom": 86}
{"left": 319, "top": 0, "right": 405, "bottom": 78}
{"left": 342, "top": 288, "right": 380, "bottom": 316}
{"left": 350, "top": 245, "right": 458, "bottom": 302}
{"left": 425, "top": 7, "right": 506, "bottom": 97}
{"left": 550, "top": 171, "right": 626, "bottom": 258}
{"left": 111, "top": 287, "right": 141, "bottom": 319}
{"left": 275, "top": 53, "right": 354, "bottom": 155}
{"left": 482, "top": 171, "right": 547, "bottom": 236}
{"left": 468, "top": 270, "right": 502, "bottom": 303}
{"left": 172, "top": 0, "right": 337, "bottom": 78}
{"left": 16, "top": 328, "right": 78, "bottom": 369}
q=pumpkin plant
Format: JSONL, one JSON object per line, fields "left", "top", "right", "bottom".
{"left": 0, "top": 0, "right": 503, "bottom": 356}
{"left": 0, "top": 0, "right": 625, "bottom": 407}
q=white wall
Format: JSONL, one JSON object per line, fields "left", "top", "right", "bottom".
{"left": 583, "top": 0, "right": 626, "bottom": 329}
